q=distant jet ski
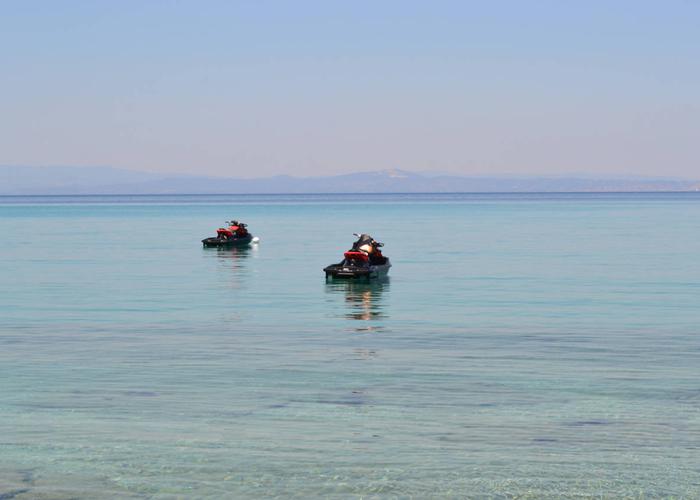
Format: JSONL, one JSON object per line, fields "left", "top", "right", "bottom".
{"left": 324, "top": 233, "right": 391, "bottom": 279}
{"left": 202, "top": 220, "right": 255, "bottom": 247}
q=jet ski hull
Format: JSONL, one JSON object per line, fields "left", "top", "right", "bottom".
{"left": 202, "top": 234, "right": 253, "bottom": 248}
{"left": 324, "top": 258, "right": 391, "bottom": 279}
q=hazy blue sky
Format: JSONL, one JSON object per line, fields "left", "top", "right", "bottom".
{"left": 1, "top": 1, "right": 698, "bottom": 178}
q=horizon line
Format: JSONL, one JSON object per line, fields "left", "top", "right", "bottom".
{"left": 2, "top": 190, "right": 699, "bottom": 198}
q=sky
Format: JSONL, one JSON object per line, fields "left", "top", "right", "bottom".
{"left": 1, "top": 1, "right": 698, "bottom": 179}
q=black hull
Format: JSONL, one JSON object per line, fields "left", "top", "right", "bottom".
{"left": 202, "top": 234, "right": 253, "bottom": 248}
{"left": 324, "top": 258, "right": 391, "bottom": 279}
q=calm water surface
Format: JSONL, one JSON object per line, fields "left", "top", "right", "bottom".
{"left": 1, "top": 193, "right": 699, "bottom": 498}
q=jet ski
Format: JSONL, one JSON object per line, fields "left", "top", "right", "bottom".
{"left": 324, "top": 233, "right": 391, "bottom": 279}
{"left": 202, "top": 220, "right": 255, "bottom": 248}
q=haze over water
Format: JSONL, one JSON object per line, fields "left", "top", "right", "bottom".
{"left": 1, "top": 193, "right": 699, "bottom": 498}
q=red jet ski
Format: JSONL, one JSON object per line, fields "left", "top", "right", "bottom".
{"left": 324, "top": 233, "right": 391, "bottom": 279}
{"left": 202, "top": 220, "right": 254, "bottom": 248}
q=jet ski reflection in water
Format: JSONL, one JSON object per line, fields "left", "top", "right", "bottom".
{"left": 324, "top": 233, "right": 391, "bottom": 280}
{"left": 202, "top": 220, "right": 258, "bottom": 248}
{"left": 340, "top": 280, "right": 388, "bottom": 321}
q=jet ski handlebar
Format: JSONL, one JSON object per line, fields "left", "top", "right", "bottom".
{"left": 352, "top": 233, "right": 383, "bottom": 247}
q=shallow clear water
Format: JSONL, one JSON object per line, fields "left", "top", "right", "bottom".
{"left": 1, "top": 193, "right": 699, "bottom": 498}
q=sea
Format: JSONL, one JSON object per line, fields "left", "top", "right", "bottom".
{"left": 1, "top": 193, "right": 699, "bottom": 498}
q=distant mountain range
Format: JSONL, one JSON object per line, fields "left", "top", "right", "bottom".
{"left": 1, "top": 166, "right": 699, "bottom": 195}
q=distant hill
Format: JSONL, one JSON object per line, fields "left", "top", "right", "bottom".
{"left": 1, "top": 166, "right": 698, "bottom": 194}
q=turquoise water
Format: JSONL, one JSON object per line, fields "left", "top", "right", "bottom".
{"left": 1, "top": 193, "right": 699, "bottom": 498}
